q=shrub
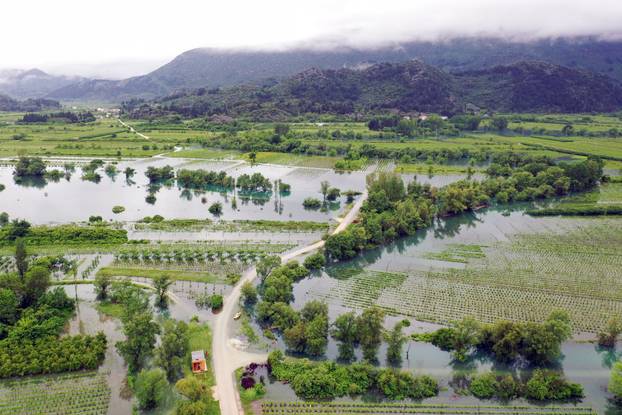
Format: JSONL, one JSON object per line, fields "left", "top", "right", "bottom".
{"left": 208, "top": 202, "right": 223, "bottom": 216}
{"left": 469, "top": 373, "right": 499, "bottom": 399}
{"left": 609, "top": 361, "right": 622, "bottom": 399}
{"left": 303, "top": 198, "right": 322, "bottom": 209}
{"left": 112, "top": 206, "right": 125, "bottom": 214}
{"left": 135, "top": 368, "right": 168, "bottom": 410}
{"left": 210, "top": 294, "right": 223, "bottom": 310}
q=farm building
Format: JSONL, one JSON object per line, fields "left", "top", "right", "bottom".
{"left": 191, "top": 350, "right": 207, "bottom": 373}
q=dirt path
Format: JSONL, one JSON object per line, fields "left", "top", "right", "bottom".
{"left": 211, "top": 191, "right": 367, "bottom": 415}
{"left": 118, "top": 118, "right": 151, "bottom": 141}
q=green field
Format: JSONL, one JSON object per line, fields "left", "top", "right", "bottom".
{"left": 0, "top": 371, "right": 110, "bottom": 415}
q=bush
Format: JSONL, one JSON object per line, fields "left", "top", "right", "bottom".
{"left": 135, "top": 368, "right": 168, "bottom": 410}
{"left": 112, "top": 206, "right": 125, "bottom": 214}
{"left": 303, "top": 198, "right": 322, "bottom": 209}
{"left": 469, "top": 373, "right": 499, "bottom": 399}
{"left": 609, "top": 361, "right": 622, "bottom": 399}
{"left": 303, "top": 252, "right": 326, "bottom": 270}
{"left": 241, "top": 282, "right": 258, "bottom": 304}
{"left": 208, "top": 202, "right": 223, "bottom": 216}
{"left": 210, "top": 294, "right": 223, "bottom": 310}
{"left": 524, "top": 370, "right": 583, "bottom": 401}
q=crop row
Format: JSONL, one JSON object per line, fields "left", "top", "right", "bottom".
{"left": 0, "top": 371, "right": 110, "bottom": 415}
{"left": 261, "top": 401, "right": 595, "bottom": 415}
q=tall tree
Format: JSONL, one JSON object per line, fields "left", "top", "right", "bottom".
{"left": 153, "top": 274, "right": 173, "bottom": 308}
{"left": 385, "top": 320, "right": 410, "bottom": 366}
{"left": 320, "top": 181, "right": 330, "bottom": 204}
{"left": 116, "top": 310, "right": 160, "bottom": 372}
{"left": 357, "top": 307, "right": 385, "bottom": 362}
{"left": 15, "top": 238, "right": 27, "bottom": 278}
{"left": 331, "top": 312, "right": 359, "bottom": 362}
{"left": 156, "top": 320, "right": 189, "bottom": 381}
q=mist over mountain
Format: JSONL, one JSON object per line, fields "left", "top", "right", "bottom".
{"left": 0, "top": 69, "right": 84, "bottom": 99}
{"left": 0, "top": 93, "right": 60, "bottom": 112}
{"left": 45, "top": 37, "right": 622, "bottom": 103}
{"left": 122, "top": 60, "right": 622, "bottom": 120}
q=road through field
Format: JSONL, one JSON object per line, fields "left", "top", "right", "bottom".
{"left": 212, "top": 191, "right": 367, "bottom": 415}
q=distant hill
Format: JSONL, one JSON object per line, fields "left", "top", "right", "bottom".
{"left": 0, "top": 93, "right": 61, "bottom": 112}
{"left": 123, "top": 60, "right": 622, "bottom": 119}
{"left": 0, "top": 69, "right": 84, "bottom": 99}
{"left": 48, "top": 37, "right": 622, "bottom": 103}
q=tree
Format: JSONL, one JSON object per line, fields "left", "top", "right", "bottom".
{"left": 256, "top": 255, "right": 281, "bottom": 280}
{"left": 22, "top": 265, "right": 50, "bottom": 307}
{"left": 94, "top": 273, "right": 112, "bottom": 300}
{"left": 248, "top": 151, "right": 257, "bottom": 165}
{"left": 561, "top": 124, "right": 574, "bottom": 136}
{"left": 274, "top": 123, "right": 290, "bottom": 136}
{"left": 303, "top": 252, "right": 326, "bottom": 270}
{"left": 450, "top": 317, "right": 480, "bottom": 361}
{"left": 609, "top": 361, "right": 622, "bottom": 399}
{"left": 241, "top": 281, "right": 258, "bottom": 305}
{"left": 153, "top": 274, "right": 173, "bottom": 308}
{"left": 0, "top": 212, "right": 8, "bottom": 227}
{"left": 320, "top": 181, "right": 330, "bottom": 203}
{"left": 116, "top": 311, "right": 160, "bottom": 372}
{"left": 208, "top": 202, "right": 223, "bottom": 216}
{"left": 385, "top": 320, "right": 410, "bottom": 366}
{"left": 490, "top": 117, "right": 509, "bottom": 131}
{"left": 124, "top": 167, "right": 135, "bottom": 179}
{"left": 357, "top": 307, "right": 385, "bottom": 362}
{"left": 14, "top": 238, "right": 28, "bottom": 278}
{"left": 135, "top": 368, "right": 168, "bottom": 410}
{"left": 156, "top": 320, "right": 189, "bottom": 381}
{"left": 0, "top": 288, "right": 18, "bottom": 325}
{"left": 599, "top": 317, "right": 622, "bottom": 348}
{"left": 331, "top": 312, "right": 359, "bottom": 362}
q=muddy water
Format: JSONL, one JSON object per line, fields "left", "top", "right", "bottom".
{"left": 0, "top": 158, "right": 367, "bottom": 224}
{"left": 63, "top": 284, "right": 132, "bottom": 415}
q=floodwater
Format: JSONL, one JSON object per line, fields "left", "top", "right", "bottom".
{"left": 243, "top": 204, "right": 622, "bottom": 413}
{"left": 0, "top": 157, "right": 367, "bottom": 224}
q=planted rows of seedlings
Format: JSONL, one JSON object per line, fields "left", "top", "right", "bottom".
{"left": 0, "top": 371, "right": 110, "bottom": 415}
{"left": 310, "top": 219, "right": 622, "bottom": 333}
{"left": 261, "top": 402, "right": 596, "bottom": 415}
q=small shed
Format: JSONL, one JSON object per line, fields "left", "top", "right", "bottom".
{"left": 191, "top": 350, "right": 207, "bottom": 373}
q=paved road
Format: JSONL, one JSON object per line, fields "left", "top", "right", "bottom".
{"left": 212, "top": 191, "right": 367, "bottom": 415}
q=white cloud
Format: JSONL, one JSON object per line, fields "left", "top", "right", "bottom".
{"left": 2, "top": 0, "right": 622, "bottom": 77}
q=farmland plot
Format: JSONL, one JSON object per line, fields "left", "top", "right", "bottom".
{"left": 0, "top": 371, "right": 110, "bottom": 415}
{"left": 309, "top": 218, "right": 622, "bottom": 333}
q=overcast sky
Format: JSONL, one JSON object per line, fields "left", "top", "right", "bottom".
{"left": 3, "top": 0, "right": 622, "bottom": 78}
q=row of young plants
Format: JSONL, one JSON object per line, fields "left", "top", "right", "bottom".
{"left": 260, "top": 401, "right": 595, "bottom": 415}
{"left": 135, "top": 217, "right": 329, "bottom": 232}
{"left": 0, "top": 371, "right": 110, "bottom": 415}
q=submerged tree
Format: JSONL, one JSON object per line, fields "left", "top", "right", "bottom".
{"left": 153, "top": 274, "right": 173, "bottom": 308}
{"left": 357, "top": 307, "right": 385, "bottom": 362}
{"left": 331, "top": 311, "right": 359, "bottom": 362}
{"left": 385, "top": 320, "right": 410, "bottom": 366}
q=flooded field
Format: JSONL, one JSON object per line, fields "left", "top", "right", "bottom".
{"left": 0, "top": 157, "right": 367, "bottom": 224}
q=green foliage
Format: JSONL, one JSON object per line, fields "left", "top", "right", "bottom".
{"left": 208, "top": 201, "right": 223, "bottom": 216}
{"left": 357, "top": 307, "right": 385, "bottom": 362}
{"left": 384, "top": 320, "right": 409, "bottom": 365}
{"left": 94, "top": 273, "right": 112, "bottom": 300}
{"left": 135, "top": 368, "right": 168, "bottom": 410}
{"left": 241, "top": 281, "right": 258, "bottom": 305}
{"left": 268, "top": 350, "right": 438, "bottom": 401}
{"left": 156, "top": 320, "right": 189, "bottom": 381}
{"left": 609, "top": 361, "right": 622, "bottom": 399}
{"left": 177, "top": 169, "right": 233, "bottom": 189}
{"left": 303, "top": 251, "right": 326, "bottom": 270}
{"left": 0, "top": 332, "right": 106, "bottom": 377}
{"left": 302, "top": 197, "right": 322, "bottom": 209}
{"left": 0, "top": 224, "right": 128, "bottom": 247}
{"left": 153, "top": 274, "right": 173, "bottom": 308}
{"left": 598, "top": 317, "right": 622, "bottom": 348}
{"left": 111, "top": 205, "right": 125, "bottom": 214}
{"left": 524, "top": 370, "right": 583, "bottom": 401}
{"left": 468, "top": 372, "right": 499, "bottom": 399}
{"left": 13, "top": 156, "right": 46, "bottom": 178}
{"left": 237, "top": 172, "right": 272, "bottom": 192}
{"left": 145, "top": 165, "right": 174, "bottom": 182}
{"left": 331, "top": 312, "right": 359, "bottom": 362}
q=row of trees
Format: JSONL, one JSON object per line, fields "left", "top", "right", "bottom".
{"left": 325, "top": 157, "right": 604, "bottom": 260}
{"left": 419, "top": 311, "right": 572, "bottom": 365}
